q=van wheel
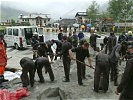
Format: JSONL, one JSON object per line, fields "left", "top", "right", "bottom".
{"left": 15, "top": 44, "right": 19, "bottom": 50}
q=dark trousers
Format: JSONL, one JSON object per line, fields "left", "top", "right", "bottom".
{"left": 94, "top": 62, "right": 109, "bottom": 92}
{"left": 76, "top": 61, "right": 85, "bottom": 85}
{"left": 35, "top": 63, "right": 54, "bottom": 82}
{"left": 110, "top": 61, "right": 118, "bottom": 83}
{"left": 91, "top": 43, "right": 96, "bottom": 51}
{"left": 63, "top": 56, "right": 71, "bottom": 81}
{"left": 21, "top": 67, "right": 34, "bottom": 87}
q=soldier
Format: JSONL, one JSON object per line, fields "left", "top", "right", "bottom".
{"left": 94, "top": 52, "right": 110, "bottom": 93}
{"left": 115, "top": 44, "right": 133, "bottom": 100}
{"left": 58, "top": 30, "right": 63, "bottom": 41}
{"left": 107, "top": 32, "right": 117, "bottom": 54}
{"left": 69, "top": 42, "right": 92, "bottom": 85}
{"left": 31, "top": 32, "right": 39, "bottom": 60}
{"left": 20, "top": 57, "right": 35, "bottom": 87}
{"left": 118, "top": 32, "right": 127, "bottom": 43}
{"left": 90, "top": 31, "right": 101, "bottom": 51}
{"left": 67, "top": 32, "right": 73, "bottom": 45}
{"left": 109, "top": 42, "right": 127, "bottom": 86}
{"left": 45, "top": 40, "right": 54, "bottom": 61}
{"left": 51, "top": 39, "right": 62, "bottom": 60}
{"left": 62, "top": 36, "right": 72, "bottom": 82}
{"left": 72, "top": 31, "right": 78, "bottom": 47}
{"left": 35, "top": 57, "right": 54, "bottom": 83}
{"left": 37, "top": 42, "right": 48, "bottom": 58}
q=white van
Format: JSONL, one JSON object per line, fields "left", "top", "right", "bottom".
{"left": 4, "top": 26, "right": 45, "bottom": 49}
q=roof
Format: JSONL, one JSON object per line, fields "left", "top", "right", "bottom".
{"left": 18, "top": 13, "right": 51, "bottom": 19}
{"left": 58, "top": 19, "right": 76, "bottom": 26}
{"left": 75, "top": 12, "right": 88, "bottom": 17}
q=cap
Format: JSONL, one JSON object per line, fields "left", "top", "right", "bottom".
{"left": 128, "top": 45, "right": 133, "bottom": 49}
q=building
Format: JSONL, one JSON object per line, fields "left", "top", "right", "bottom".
{"left": 58, "top": 18, "right": 76, "bottom": 26}
{"left": 18, "top": 13, "right": 51, "bottom": 27}
{"left": 75, "top": 12, "right": 88, "bottom": 24}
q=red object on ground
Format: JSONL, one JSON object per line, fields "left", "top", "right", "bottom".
{"left": 0, "top": 87, "right": 30, "bottom": 100}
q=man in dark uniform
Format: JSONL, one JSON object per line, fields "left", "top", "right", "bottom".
{"left": 90, "top": 32, "right": 101, "bottom": 51}
{"left": 51, "top": 39, "right": 62, "bottom": 60}
{"left": 109, "top": 42, "right": 127, "bottom": 86}
{"left": 72, "top": 31, "right": 78, "bottom": 47}
{"left": 58, "top": 30, "right": 63, "bottom": 41}
{"left": 118, "top": 32, "right": 127, "bottom": 43}
{"left": 67, "top": 32, "right": 73, "bottom": 45}
{"left": 62, "top": 36, "right": 72, "bottom": 82}
{"left": 35, "top": 57, "right": 54, "bottom": 83}
{"left": 20, "top": 57, "right": 35, "bottom": 87}
{"left": 103, "top": 36, "right": 108, "bottom": 53}
{"left": 45, "top": 40, "right": 54, "bottom": 61}
{"left": 31, "top": 32, "right": 39, "bottom": 60}
{"left": 94, "top": 52, "right": 110, "bottom": 92}
{"left": 37, "top": 42, "right": 48, "bottom": 57}
{"left": 69, "top": 42, "right": 92, "bottom": 85}
{"left": 115, "top": 44, "right": 133, "bottom": 100}
{"left": 107, "top": 32, "right": 117, "bottom": 54}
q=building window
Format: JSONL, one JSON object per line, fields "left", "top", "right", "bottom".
{"left": 22, "top": 19, "right": 24, "bottom": 21}
{"left": 44, "top": 20, "right": 46, "bottom": 23}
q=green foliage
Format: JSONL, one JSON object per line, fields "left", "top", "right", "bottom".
{"left": 107, "top": 0, "right": 133, "bottom": 22}
{"left": 11, "top": 19, "right": 16, "bottom": 26}
{"left": 86, "top": 0, "right": 99, "bottom": 22}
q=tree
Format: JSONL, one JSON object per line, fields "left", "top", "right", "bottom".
{"left": 107, "top": 0, "right": 133, "bottom": 22}
{"left": 86, "top": 0, "right": 99, "bottom": 24}
{"left": 11, "top": 19, "right": 16, "bottom": 26}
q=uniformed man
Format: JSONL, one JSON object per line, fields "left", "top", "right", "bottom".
{"left": 31, "top": 32, "right": 39, "bottom": 60}
{"left": 90, "top": 31, "right": 101, "bottom": 51}
{"left": 62, "top": 36, "right": 72, "bottom": 82}
{"left": 107, "top": 32, "right": 117, "bottom": 54}
{"left": 35, "top": 57, "right": 54, "bottom": 83}
{"left": 51, "top": 39, "right": 62, "bottom": 60}
{"left": 45, "top": 40, "right": 54, "bottom": 61}
{"left": 20, "top": 57, "right": 35, "bottom": 87}
{"left": 109, "top": 42, "right": 127, "bottom": 86}
{"left": 115, "top": 44, "right": 133, "bottom": 100}
{"left": 69, "top": 42, "right": 92, "bottom": 85}
{"left": 37, "top": 42, "right": 48, "bottom": 57}
{"left": 94, "top": 52, "right": 110, "bottom": 92}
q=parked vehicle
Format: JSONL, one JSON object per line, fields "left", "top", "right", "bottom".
{"left": 4, "top": 26, "right": 45, "bottom": 49}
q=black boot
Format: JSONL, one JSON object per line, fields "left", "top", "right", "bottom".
{"left": 0, "top": 75, "right": 4, "bottom": 84}
{"left": 1, "top": 75, "right": 8, "bottom": 82}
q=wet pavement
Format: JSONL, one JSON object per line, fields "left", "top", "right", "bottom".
{"left": 5, "top": 32, "right": 123, "bottom": 100}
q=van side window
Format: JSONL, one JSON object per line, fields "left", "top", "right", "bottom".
{"left": 8, "top": 28, "right": 12, "bottom": 35}
{"left": 20, "top": 29, "right": 25, "bottom": 36}
{"left": 13, "top": 29, "right": 18, "bottom": 36}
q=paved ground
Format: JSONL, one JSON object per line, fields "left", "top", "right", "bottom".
{"left": 5, "top": 32, "right": 125, "bottom": 100}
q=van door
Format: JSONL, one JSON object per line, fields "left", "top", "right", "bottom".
{"left": 24, "top": 28, "right": 33, "bottom": 45}
{"left": 4, "top": 28, "right": 13, "bottom": 47}
{"left": 13, "top": 28, "right": 21, "bottom": 48}
{"left": 20, "top": 28, "right": 27, "bottom": 48}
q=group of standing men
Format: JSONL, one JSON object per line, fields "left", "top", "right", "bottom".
{"left": 92, "top": 30, "right": 133, "bottom": 100}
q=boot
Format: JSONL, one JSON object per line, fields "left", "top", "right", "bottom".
{"left": 1, "top": 75, "right": 8, "bottom": 82}
{"left": 0, "top": 75, "right": 4, "bottom": 84}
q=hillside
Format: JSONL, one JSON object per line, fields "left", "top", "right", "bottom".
{"left": 1, "top": 5, "right": 29, "bottom": 21}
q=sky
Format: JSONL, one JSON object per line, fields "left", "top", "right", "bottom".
{"left": 0, "top": 0, "right": 109, "bottom": 20}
